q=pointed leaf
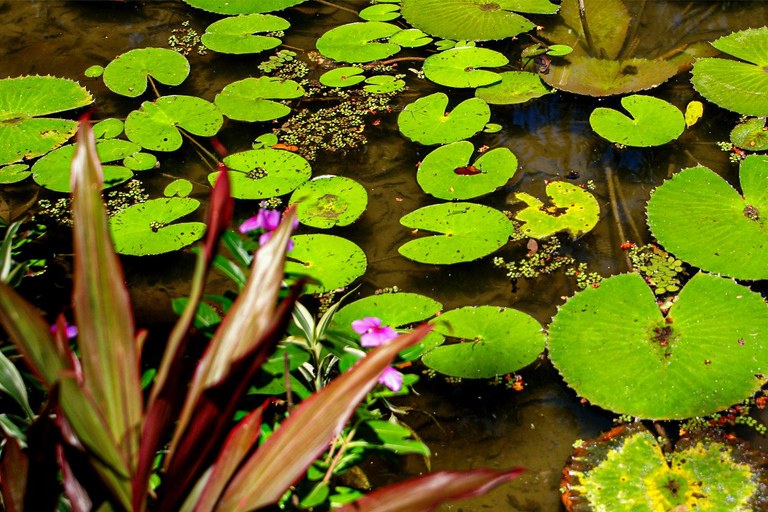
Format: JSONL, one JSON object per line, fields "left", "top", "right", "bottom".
{"left": 0, "top": 436, "right": 27, "bottom": 512}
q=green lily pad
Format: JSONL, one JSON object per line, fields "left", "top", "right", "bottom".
{"left": 589, "top": 95, "right": 685, "bottom": 147}
{"left": 0, "top": 76, "right": 94, "bottom": 166}
{"left": 109, "top": 197, "right": 206, "bottom": 256}
{"left": 123, "top": 152, "right": 157, "bottom": 171}
{"left": 181, "top": 0, "right": 307, "bottom": 14}
{"left": 514, "top": 181, "right": 599, "bottom": 238}
{"left": 398, "top": 93, "right": 491, "bottom": 145}
{"left": 284, "top": 234, "right": 367, "bottom": 294}
{"left": 423, "top": 306, "right": 545, "bottom": 379}
{"left": 646, "top": 157, "right": 768, "bottom": 280}
{"left": 164, "top": 179, "right": 193, "bottom": 198}
{"left": 363, "top": 75, "right": 405, "bottom": 94}
{"left": 561, "top": 424, "right": 768, "bottom": 512}
{"left": 252, "top": 133, "right": 279, "bottom": 149}
{"left": 211, "top": 148, "right": 311, "bottom": 200}
{"left": 359, "top": 4, "right": 400, "bottom": 21}
{"left": 215, "top": 77, "right": 305, "bottom": 122}
{"left": 389, "top": 29, "right": 432, "bottom": 48}
{"left": 0, "top": 164, "right": 31, "bottom": 184}
{"left": 731, "top": 117, "right": 768, "bottom": 151}
{"left": 548, "top": 272, "right": 768, "bottom": 419}
{"left": 400, "top": 0, "right": 559, "bottom": 41}
{"left": 103, "top": 48, "right": 190, "bottom": 98}
{"left": 93, "top": 118, "right": 124, "bottom": 139}
{"left": 692, "top": 27, "right": 768, "bottom": 117}
{"left": 422, "top": 47, "right": 507, "bottom": 88}
{"left": 316, "top": 22, "right": 401, "bottom": 63}
{"left": 201, "top": 14, "right": 290, "bottom": 54}
{"left": 125, "top": 95, "right": 223, "bottom": 152}
{"left": 399, "top": 202, "right": 513, "bottom": 264}
{"left": 475, "top": 71, "right": 553, "bottom": 105}
{"left": 540, "top": 0, "right": 630, "bottom": 60}
{"left": 319, "top": 67, "right": 365, "bottom": 88}
{"left": 85, "top": 65, "right": 104, "bottom": 78}
{"left": 417, "top": 141, "right": 518, "bottom": 200}
{"left": 288, "top": 175, "right": 367, "bottom": 228}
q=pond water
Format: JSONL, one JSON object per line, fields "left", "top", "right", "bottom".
{"left": 4, "top": 0, "right": 768, "bottom": 510}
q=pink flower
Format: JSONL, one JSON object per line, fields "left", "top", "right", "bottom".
{"left": 239, "top": 209, "right": 281, "bottom": 233}
{"left": 51, "top": 323, "right": 78, "bottom": 339}
{"left": 352, "top": 317, "right": 397, "bottom": 347}
{"left": 378, "top": 367, "right": 403, "bottom": 392}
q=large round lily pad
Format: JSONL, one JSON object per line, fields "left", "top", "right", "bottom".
{"left": 422, "top": 47, "right": 507, "bottom": 88}
{"left": 103, "top": 48, "right": 190, "bottom": 98}
{"left": 647, "top": 157, "right": 768, "bottom": 280}
{"left": 181, "top": 0, "right": 307, "bottom": 14}
{"left": 125, "top": 95, "right": 223, "bottom": 152}
{"left": 201, "top": 14, "right": 290, "bottom": 54}
{"left": 316, "top": 22, "right": 401, "bottom": 63}
{"left": 561, "top": 424, "right": 768, "bottom": 511}
{"left": 215, "top": 77, "right": 304, "bottom": 122}
{"left": 284, "top": 234, "right": 367, "bottom": 294}
{"left": 548, "top": 272, "right": 768, "bottom": 420}
{"left": 731, "top": 117, "right": 768, "bottom": 151}
{"left": 400, "top": 0, "right": 559, "bottom": 41}
{"left": 475, "top": 71, "right": 553, "bottom": 105}
{"left": 691, "top": 27, "right": 768, "bottom": 117}
{"left": 398, "top": 93, "right": 490, "bottom": 145}
{"left": 0, "top": 76, "right": 93, "bottom": 166}
{"left": 416, "top": 141, "right": 518, "bottom": 200}
{"left": 590, "top": 95, "right": 685, "bottom": 147}
{"left": 211, "top": 148, "right": 311, "bottom": 200}
{"left": 288, "top": 175, "right": 367, "bottom": 228}
{"left": 514, "top": 181, "right": 599, "bottom": 238}
{"left": 423, "top": 306, "right": 545, "bottom": 379}
{"left": 109, "top": 198, "right": 205, "bottom": 256}
{"left": 399, "top": 202, "right": 513, "bottom": 264}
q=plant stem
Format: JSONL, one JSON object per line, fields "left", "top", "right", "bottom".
{"left": 147, "top": 75, "right": 161, "bottom": 98}
{"left": 612, "top": 173, "right": 643, "bottom": 242}
{"left": 323, "top": 426, "right": 357, "bottom": 483}
{"left": 284, "top": 349, "right": 293, "bottom": 410}
{"left": 178, "top": 128, "right": 221, "bottom": 166}
{"left": 313, "top": 0, "right": 358, "bottom": 15}
{"left": 605, "top": 165, "right": 632, "bottom": 271}
{"left": 577, "top": 0, "right": 597, "bottom": 57}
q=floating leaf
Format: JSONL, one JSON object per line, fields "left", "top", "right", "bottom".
{"left": 109, "top": 197, "right": 205, "bottom": 256}
{"left": 164, "top": 179, "right": 193, "bottom": 198}
{"left": 0, "top": 164, "right": 30, "bottom": 184}
{"left": 125, "top": 95, "right": 223, "bottom": 151}
{"left": 201, "top": 14, "right": 290, "bottom": 54}
{"left": 123, "top": 152, "right": 157, "bottom": 171}
{"left": 211, "top": 148, "right": 311, "bottom": 200}
{"left": 417, "top": 141, "right": 517, "bottom": 200}
{"left": 181, "top": 0, "right": 308, "bottom": 14}
{"left": 319, "top": 67, "right": 365, "bottom": 88}
{"left": 389, "top": 29, "right": 432, "bottom": 48}
{"left": 684, "top": 100, "right": 704, "bottom": 128}
{"left": 423, "top": 306, "right": 545, "bottom": 378}
{"left": 423, "top": 47, "right": 507, "bottom": 88}
{"left": 731, "top": 117, "right": 768, "bottom": 151}
{"left": 93, "top": 118, "right": 124, "bottom": 139}
{"left": 103, "top": 48, "right": 190, "bottom": 98}
{"left": 316, "top": 22, "right": 401, "bottom": 63}
{"left": 85, "top": 65, "right": 104, "bottom": 78}
{"left": 540, "top": 0, "right": 630, "bottom": 60}
{"left": 589, "top": 95, "right": 685, "bottom": 147}
{"left": 399, "top": 202, "right": 513, "bottom": 264}
{"left": 548, "top": 272, "right": 768, "bottom": 419}
{"left": 358, "top": 4, "right": 400, "bottom": 21}
{"left": 514, "top": 181, "right": 599, "bottom": 238}
{"left": 647, "top": 157, "right": 768, "bottom": 280}
{"left": 215, "top": 77, "right": 304, "bottom": 122}
{"left": 546, "top": 44, "right": 572, "bottom": 56}
{"left": 0, "top": 76, "right": 94, "bottom": 166}
{"left": 252, "top": 132, "right": 279, "bottom": 149}
{"left": 284, "top": 234, "right": 367, "bottom": 294}
{"left": 398, "top": 93, "right": 490, "bottom": 145}
{"left": 288, "top": 175, "right": 367, "bottom": 228}
{"left": 483, "top": 123, "right": 501, "bottom": 134}
{"left": 475, "top": 71, "right": 553, "bottom": 105}
{"left": 363, "top": 75, "right": 405, "bottom": 94}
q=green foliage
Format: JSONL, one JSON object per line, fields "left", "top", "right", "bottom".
{"left": 164, "top": 178, "right": 193, "bottom": 197}
{"left": 389, "top": 28, "right": 432, "bottom": 48}
{"left": 316, "top": 22, "right": 402, "bottom": 63}
{"left": 359, "top": 4, "right": 401, "bottom": 21}
{"left": 475, "top": 71, "right": 553, "bottom": 105}
{"left": 215, "top": 76, "right": 305, "bottom": 122}
{"left": 514, "top": 181, "right": 599, "bottom": 238}
{"left": 397, "top": 93, "right": 491, "bottom": 145}
{"left": 289, "top": 175, "right": 368, "bottom": 228}
{"left": 181, "top": 0, "right": 307, "bottom": 14}
{"left": 319, "top": 67, "right": 365, "bottom": 88}
{"left": 212, "top": 148, "right": 311, "bottom": 199}
{"left": 103, "top": 47, "right": 190, "bottom": 98}
{"left": 201, "top": 14, "right": 290, "bottom": 54}
{"left": 589, "top": 95, "right": 685, "bottom": 147}
{"left": 731, "top": 117, "right": 768, "bottom": 151}
{"left": 422, "top": 47, "right": 507, "bottom": 88}
{"left": 628, "top": 244, "right": 685, "bottom": 295}
{"left": 285, "top": 234, "right": 368, "bottom": 294}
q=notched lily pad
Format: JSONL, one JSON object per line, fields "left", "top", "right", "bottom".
{"left": 359, "top": 4, "right": 400, "bottom": 21}
{"left": 589, "top": 95, "right": 685, "bottom": 147}
{"left": 316, "top": 22, "right": 401, "bottom": 63}
{"left": 93, "top": 118, "right": 124, "bottom": 139}
{"left": 389, "top": 29, "right": 432, "bottom": 48}
{"left": 319, "top": 67, "right": 365, "bottom": 88}
{"left": 288, "top": 175, "right": 367, "bottom": 228}
{"left": 103, "top": 48, "right": 190, "bottom": 98}
{"left": 514, "top": 181, "right": 599, "bottom": 238}
{"left": 475, "top": 71, "right": 553, "bottom": 105}
{"left": 164, "top": 179, "right": 193, "bottom": 197}
{"left": 201, "top": 14, "right": 290, "bottom": 54}
{"left": 731, "top": 117, "right": 768, "bottom": 151}
{"left": 182, "top": 0, "right": 307, "bottom": 14}
{"left": 398, "top": 93, "right": 490, "bottom": 145}
{"left": 215, "top": 77, "right": 305, "bottom": 122}
{"left": 0, "top": 164, "right": 31, "bottom": 184}
{"left": 422, "top": 47, "right": 507, "bottom": 88}
{"left": 285, "top": 234, "right": 367, "bottom": 294}
{"left": 363, "top": 75, "right": 405, "bottom": 94}
{"left": 212, "top": 148, "right": 311, "bottom": 200}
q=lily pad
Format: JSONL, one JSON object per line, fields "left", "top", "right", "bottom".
{"left": 201, "top": 14, "right": 290, "bottom": 54}
{"left": 561, "top": 424, "right": 768, "bottom": 511}
{"left": 0, "top": 164, "right": 30, "bottom": 184}
{"left": 103, "top": 48, "right": 190, "bottom": 98}
{"left": 514, "top": 181, "right": 599, "bottom": 238}
{"left": 164, "top": 179, "right": 193, "bottom": 198}
{"left": 398, "top": 93, "right": 490, "bottom": 145}
{"left": 731, "top": 117, "right": 768, "bottom": 151}
{"left": 316, "top": 22, "right": 401, "bottom": 63}
{"left": 589, "top": 95, "right": 685, "bottom": 147}
{"left": 319, "top": 67, "right": 365, "bottom": 88}
{"left": 211, "top": 148, "right": 311, "bottom": 200}
{"left": 691, "top": 27, "right": 768, "bottom": 117}
{"left": 181, "top": 0, "right": 307, "bottom": 14}
{"left": 215, "top": 77, "right": 304, "bottom": 122}
{"left": 416, "top": 141, "right": 518, "bottom": 200}
{"left": 540, "top": 0, "right": 630, "bottom": 60}
{"left": 109, "top": 197, "right": 206, "bottom": 256}
{"left": 0, "top": 76, "right": 94, "bottom": 166}
{"left": 400, "top": 0, "right": 559, "bottom": 41}
{"left": 646, "top": 157, "right": 768, "bottom": 280}
{"left": 475, "top": 71, "right": 553, "bottom": 105}
{"left": 125, "top": 95, "right": 223, "bottom": 152}
{"left": 93, "top": 118, "right": 124, "bottom": 139}
{"left": 363, "top": 75, "right": 405, "bottom": 94}
{"left": 548, "top": 272, "right": 768, "bottom": 419}
{"left": 85, "top": 65, "right": 104, "bottom": 78}
{"left": 284, "top": 234, "right": 367, "bottom": 294}
{"left": 288, "top": 176, "right": 367, "bottom": 228}
{"left": 358, "top": 4, "right": 400, "bottom": 22}
{"left": 399, "top": 202, "right": 513, "bottom": 264}
{"left": 389, "top": 29, "right": 432, "bottom": 48}
{"left": 423, "top": 306, "right": 545, "bottom": 379}
{"left": 422, "top": 47, "right": 507, "bottom": 88}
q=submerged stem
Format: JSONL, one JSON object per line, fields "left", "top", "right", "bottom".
{"left": 577, "top": 0, "right": 597, "bottom": 57}
{"left": 313, "top": 0, "right": 358, "bottom": 15}
{"left": 606, "top": 165, "right": 632, "bottom": 271}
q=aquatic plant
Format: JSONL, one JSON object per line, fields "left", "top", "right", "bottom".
{"left": 474, "top": 71, "right": 553, "bottom": 105}
{"left": 210, "top": 147, "right": 312, "bottom": 200}
{"left": 316, "top": 22, "right": 402, "bottom": 63}
{"left": 284, "top": 234, "right": 368, "bottom": 294}
{"left": 103, "top": 47, "right": 190, "bottom": 98}
{"left": 589, "top": 94, "right": 685, "bottom": 147}
{"left": 215, "top": 76, "right": 305, "bottom": 122}
{"left": 513, "top": 181, "right": 599, "bottom": 238}
{"left": 200, "top": 14, "right": 290, "bottom": 54}
{"left": 398, "top": 92, "right": 491, "bottom": 145}
{"left": 731, "top": 117, "right": 768, "bottom": 151}
{"left": 288, "top": 175, "right": 368, "bottom": 228}
{"left": 422, "top": 47, "right": 508, "bottom": 88}
{"left": 182, "top": 0, "right": 308, "bottom": 14}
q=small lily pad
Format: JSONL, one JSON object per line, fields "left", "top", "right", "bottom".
{"left": 288, "top": 175, "right": 367, "bottom": 228}
{"left": 181, "top": 0, "right": 307, "bottom": 14}
{"left": 398, "top": 93, "right": 491, "bottom": 145}
{"left": 475, "top": 71, "right": 553, "bottom": 105}
{"left": 0, "top": 164, "right": 31, "bottom": 184}
{"left": 319, "top": 67, "right": 365, "bottom": 88}
{"left": 589, "top": 95, "right": 685, "bottom": 147}
{"left": 211, "top": 148, "right": 311, "bottom": 200}
{"left": 684, "top": 100, "right": 704, "bottom": 128}
{"left": 103, "top": 48, "right": 190, "bottom": 98}
{"left": 389, "top": 29, "right": 432, "bottom": 48}
{"left": 123, "top": 152, "right": 157, "bottom": 171}
{"left": 201, "top": 14, "right": 290, "bottom": 54}
{"left": 399, "top": 202, "right": 513, "bottom": 264}
{"left": 109, "top": 197, "right": 205, "bottom": 256}
{"left": 423, "top": 306, "right": 545, "bottom": 379}
{"left": 363, "top": 75, "right": 405, "bottom": 94}
{"left": 358, "top": 4, "right": 400, "bottom": 21}
{"left": 85, "top": 65, "right": 104, "bottom": 78}
{"left": 93, "top": 118, "right": 124, "bottom": 139}
{"left": 285, "top": 234, "right": 367, "bottom": 294}
{"left": 215, "top": 77, "right": 305, "bottom": 122}
{"left": 316, "top": 22, "right": 401, "bottom": 63}
{"left": 422, "top": 47, "right": 507, "bottom": 88}
{"left": 252, "top": 133, "right": 279, "bottom": 149}
{"left": 417, "top": 141, "right": 518, "bottom": 200}
{"left": 164, "top": 179, "right": 193, "bottom": 197}
{"left": 514, "top": 181, "right": 599, "bottom": 238}
{"left": 731, "top": 117, "right": 768, "bottom": 151}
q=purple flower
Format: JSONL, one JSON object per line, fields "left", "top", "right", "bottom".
{"left": 51, "top": 323, "right": 78, "bottom": 339}
{"left": 352, "top": 317, "right": 398, "bottom": 347}
{"left": 378, "top": 367, "right": 403, "bottom": 392}
{"left": 239, "top": 208, "right": 281, "bottom": 234}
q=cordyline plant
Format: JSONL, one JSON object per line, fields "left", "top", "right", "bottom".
{"left": 0, "top": 119, "right": 522, "bottom": 511}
